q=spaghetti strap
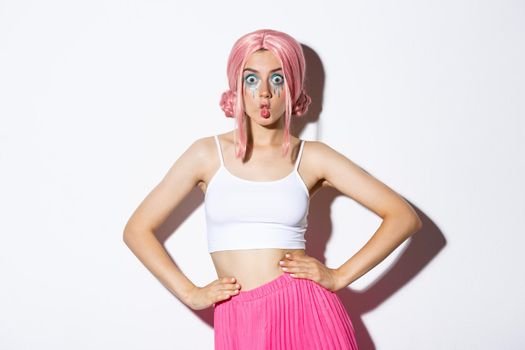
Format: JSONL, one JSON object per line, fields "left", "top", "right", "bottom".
{"left": 294, "top": 140, "right": 306, "bottom": 171}
{"left": 213, "top": 135, "right": 225, "bottom": 167}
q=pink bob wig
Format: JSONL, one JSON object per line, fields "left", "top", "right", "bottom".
{"left": 219, "top": 29, "right": 312, "bottom": 159}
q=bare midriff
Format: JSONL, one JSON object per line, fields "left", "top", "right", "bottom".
{"left": 210, "top": 248, "right": 306, "bottom": 292}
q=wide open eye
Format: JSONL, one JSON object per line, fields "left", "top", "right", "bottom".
{"left": 271, "top": 74, "right": 284, "bottom": 85}
{"left": 244, "top": 74, "right": 259, "bottom": 85}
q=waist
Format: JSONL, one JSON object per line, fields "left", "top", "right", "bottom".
{"left": 210, "top": 248, "right": 306, "bottom": 292}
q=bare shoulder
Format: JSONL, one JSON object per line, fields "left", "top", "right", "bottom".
{"left": 301, "top": 140, "right": 343, "bottom": 188}
{"left": 183, "top": 135, "right": 220, "bottom": 183}
{"left": 306, "top": 139, "right": 353, "bottom": 163}
{"left": 189, "top": 135, "right": 214, "bottom": 162}
{"left": 305, "top": 139, "right": 342, "bottom": 157}
{"left": 309, "top": 139, "right": 368, "bottom": 183}
{"left": 155, "top": 135, "right": 214, "bottom": 188}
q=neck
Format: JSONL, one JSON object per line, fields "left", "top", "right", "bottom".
{"left": 245, "top": 114, "right": 286, "bottom": 147}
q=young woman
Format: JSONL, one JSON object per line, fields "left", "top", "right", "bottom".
{"left": 123, "top": 29, "right": 422, "bottom": 349}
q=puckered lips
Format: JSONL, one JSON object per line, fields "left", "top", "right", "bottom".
{"left": 260, "top": 101, "right": 270, "bottom": 118}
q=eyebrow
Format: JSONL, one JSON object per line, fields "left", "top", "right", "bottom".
{"left": 243, "top": 67, "right": 283, "bottom": 73}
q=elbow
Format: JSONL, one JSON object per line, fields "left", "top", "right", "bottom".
{"left": 123, "top": 228, "right": 133, "bottom": 244}
{"left": 400, "top": 202, "right": 423, "bottom": 234}
{"left": 385, "top": 209, "right": 423, "bottom": 238}
{"left": 123, "top": 228, "right": 143, "bottom": 248}
{"left": 411, "top": 211, "right": 423, "bottom": 230}
{"left": 123, "top": 223, "right": 154, "bottom": 244}
{"left": 408, "top": 213, "right": 423, "bottom": 236}
{"left": 123, "top": 222, "right": 132, "bottom": 241}
{"left": 122, "top": 223, "right": 140, "bottom": 244}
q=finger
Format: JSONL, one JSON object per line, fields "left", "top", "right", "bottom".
{"left": 286, "top": 253, "right": 308, "bottom": 261}
{"left": 286, "top": 254, "right": 304, "bottom": 261}
{"left": 219, "top": 282, "right": 241, "bottom": 291}
{"left": 289, "top": 272, "right": 309, "bottom": 279}
{"left": 219, "top": 277, "right": 237, "bottom": 287}
{"left": 218, "top": 287, "right": 239, "bottom": 299}
{"left": 217, "top": 291, "right": 235, "bottom": 302}
{"left": 281, "top": 261, "right": 309, "bottom": 270}
{"left": 282, "top": 265, "right": 309, "bottom": 274}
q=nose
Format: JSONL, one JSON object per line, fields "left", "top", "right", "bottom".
{"left": 259, "top": 79, "right": 272, "bottom": 98}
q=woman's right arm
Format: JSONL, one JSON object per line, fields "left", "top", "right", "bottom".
{"left": 122, "top": 137, "right": 209, "bottom": 305}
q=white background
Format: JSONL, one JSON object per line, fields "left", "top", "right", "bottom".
{"left": 1, "top": 1, "right": 524, "bottom": 349}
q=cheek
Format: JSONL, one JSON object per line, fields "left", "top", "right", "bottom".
{"left": 243, "top": 82, "right": 260, "bottom": 99}
{"left": 272, "top": 84, "right": 285, "bottom": 98}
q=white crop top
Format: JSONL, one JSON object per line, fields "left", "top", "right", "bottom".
{"left": 204, "top": 135, "right": 310, "bottom": 253}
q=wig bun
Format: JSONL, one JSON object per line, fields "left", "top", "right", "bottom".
{"left": 219, "top": 90, "right": 236, "bottom": 118}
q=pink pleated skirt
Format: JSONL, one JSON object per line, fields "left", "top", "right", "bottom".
{"left": 213, "top": 272, "right": 358, "bottom": 349}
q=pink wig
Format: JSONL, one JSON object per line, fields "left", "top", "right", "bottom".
{"left": 219, "top": 29, "right": 312, "bottom": 159}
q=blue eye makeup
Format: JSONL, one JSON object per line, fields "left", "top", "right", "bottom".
{"left": 270, "top": 74, "right": 284, "bottom": 97}
{"left": 243, "top": 72, "right": 285, "bottom": 98}
{"left": 271, "top": 73, "right": 284, "bottom": 86}
{"left": 244, "top": 74, "right": 261, "bottom": 98}
{"left": 244, "top": 74, "right": 259, "bottom": 86}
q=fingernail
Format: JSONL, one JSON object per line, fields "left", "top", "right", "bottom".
{"left": 279, "top": 260, "right": 284, "bottom": 265}
{"left": 285, "top": 253, "right": 290, "bottom": 258}
{"left": 282, "top": 267, "right": 288, "bottom": 271}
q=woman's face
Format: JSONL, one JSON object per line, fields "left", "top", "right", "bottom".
{"left": 242, "top": 49, "right": 286, "bottom": 125}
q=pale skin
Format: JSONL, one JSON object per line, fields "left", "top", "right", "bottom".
{"left": 123, "top": 49, "right": 423, "bottom": 311}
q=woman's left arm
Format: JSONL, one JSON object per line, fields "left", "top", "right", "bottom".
{"left": 312, "top": 141, "right": 423, "bottom": 290}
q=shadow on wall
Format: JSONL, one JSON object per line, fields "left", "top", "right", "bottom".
{"left": 153, "top": 44, "right": 445, "bottom": 350}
